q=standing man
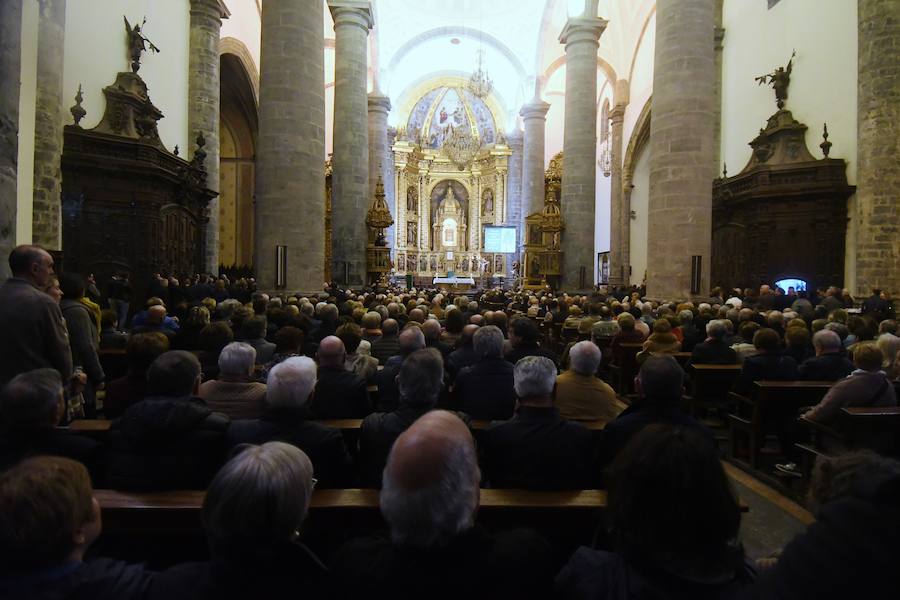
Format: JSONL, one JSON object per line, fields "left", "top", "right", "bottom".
{"left": 0, "top": 246, "right": 72, "bottom": 386}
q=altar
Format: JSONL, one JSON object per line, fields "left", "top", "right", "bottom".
{"left": 432, "top": 276, "right": 476, "bottom": 292}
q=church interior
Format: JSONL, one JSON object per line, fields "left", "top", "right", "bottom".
{"left": 1, "top": 0, "right": 899, "bottom": 597}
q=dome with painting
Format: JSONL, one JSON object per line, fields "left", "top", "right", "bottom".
{"left": 405, "top": 86, "right": 498, "bottom": 151}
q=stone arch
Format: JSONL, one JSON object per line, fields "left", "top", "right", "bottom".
{"left": 219, "top": 37, "right": 258, "bottom": 105}
{"left": 542, "top": 55, "right": 618, "bottom": 91}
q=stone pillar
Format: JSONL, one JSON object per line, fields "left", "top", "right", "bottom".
{"left": 646, "top": 0, "right": 716, "bottom": 299}
{"left": 0, "top": 0, "right": 22, "bottom": 278}
{"left": 608, "top": 82, "right": 628, "bottom": 286}
{"left": 519, "top": 100, "right": 550, "bottom": 218}
{"left": 506, "top": 130, "right": 524, "bottom": 271}
{"left": 188, "top": 0, "right": 223, "bottom": 273}
{"left": 385, "top": 126, "right": 397, "bottom": 248}
{"left": 367, "top": 91, "right": 390, "bottom": 242}
{"left": 329, "top": 1, "right": 372, "bottom": 287}
{"left": 856, "top": 0, "right": 900, "bottom": 297}
{"left": 31, "top": 0, "right": 66, "bottom": 251}
{"left": 255, "top": 0, "right": 325, "bottom": 292}
{"left": 559, "top": 15, "right": 607, "bottom": 292}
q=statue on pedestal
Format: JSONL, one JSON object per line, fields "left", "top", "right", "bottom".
{"left": 755, "top": 51, "right": 795, "bottom": 109}
{"left": 124, "top": 16, "right": 160, "bottom": 73}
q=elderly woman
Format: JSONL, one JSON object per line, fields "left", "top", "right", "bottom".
{"left": 638, "top": 319, "right": 682, "bottom": 363}
{"left": 337, "top": 322, "right": 379, "bottom": 384}
{"left": 198, "top": 342, "right": 266, "bottom": 419}
{"left": 148, "top": 442, "right": 327, "bottom": 599}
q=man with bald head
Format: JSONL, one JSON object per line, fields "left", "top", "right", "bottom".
{"left": 371, "top": 318, "right": 401, "bottom": 365}
{"left": 447, "top": 323, "right": 480, "bottom": 379}
{"left": 421, "top": 318, "right": 451, "bottom": 360}
{"left": 377, "top": 326, "right": 426, "bottom": 411}
{"left": 310, "top": 336, "right": 370, "bottom": 418}
{"left": 333, "top": 410, "right": 554, "bottom": 598}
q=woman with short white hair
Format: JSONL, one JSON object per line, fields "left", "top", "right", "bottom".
{"left": 198, "top": 341, "right": 266, "bottom": 419}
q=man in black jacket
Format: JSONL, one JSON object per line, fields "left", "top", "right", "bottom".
{"left": 689, "top": 319, "right": 738, "bottom": 366}
{"left": 311, "top": 336, "right": 370, "bottom": 418}
{"left": 107, "top": 351, "right": 229, "bottom": 490}
{"left": 377, "top": 326, "right": 425, "bottom": 412}
{"left": 479, "top": 356, "right": 595, "bottom": 490}
{"left": 446, "top": 324, "right": 480, "bottom": 380}
{"left": 371, "top": 318, "right": 401, "bottom": 365}
{"left": 454, "top": 326, "right": 516, "bottom": 420}
{"left": 505, "top": 316, "right": 558, "bottom": 367}
{"left": 799, "top": 330, "right": 854, "bottom": 381}
{"left": 227, "top": 356, "right": 353, "bottom": 487}
{"left": 359, "top": 348, "right": 443, "bottom": 487}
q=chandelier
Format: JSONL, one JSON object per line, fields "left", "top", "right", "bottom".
{"left": 442, "top": 124, "right": 480, "bottom": 170}
{"left": 467, "top": 48, "right": 493, "bottom": 99}
{"left": 599, "top": 140, "right": 611, "bottom": 177}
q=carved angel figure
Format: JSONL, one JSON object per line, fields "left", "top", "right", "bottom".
{"left": 124, "top": 16, "right": 160, "bottom": 73}
{"left": 755, "top": 51, "right": 795, "bottom": 109}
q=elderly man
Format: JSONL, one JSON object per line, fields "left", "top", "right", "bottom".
{"left": 311, "top": 336, "right": 370, "bottom": 419}
{"left": 505, "top": 316, "right": 558, "bottom": 366}
{"left": 555, "top": 341, "right": 625, "bottom": 422}
{"left": 479, "top": 357, "right": 595, "bottom": 490}
{"left": 377, "top": 326, "right": 426, "bottom": 411}
{"left": 446, "top": 323, "right": 480, "bottom": 379}
{"left": 421, "top": 318, "right": 451, "bottom": 360}
{"left": 333, "top": 410, "right": 554, "bottom": 597}
{"left": 371, "top": 318, "right": 401, "bottom": 365}
{"left": 0, "top": 245, "right": 72, "bottom": 386}
{"left": 798, "top": 329, "right": 854, "bottom": 381}
{"left": 359, "top": 348, "right": 447, "bottom": 487}
{"left": 226, "top": 356, "right": 353, "bottom": 488}
{"left": 238, "top": 316, "right": 275, "bottom": 364}
{"left": 198, "top": 342, "right": 267, "bottom": 419}
{"left": 689, "top": 320, "right": 739, "bottom": 366}
{"left": 108, "top": 350, "right": 230, "bottom": 490}
{"left": 454, "top": 326, "right": 516, "bottom": 420}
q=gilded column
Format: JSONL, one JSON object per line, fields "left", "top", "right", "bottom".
{"left": 608, "top": 86, "right": 628, "bottom": 286}
{"left": 328, "top": 1, "right": 372, "bottom": 287}
{"left": 646, "top": 0, "right": 717, "bottom": 299}
{"left": 189, "top": 0, "right": 224, "bottom": 273}
{"left": 559, "top": 14, "right": 607, "bottom": 291}
{"left": 255, "top": 0, "right": 325, "bottom": 291}
{"left": 519, "top": 100, "right": 549, "bottom": 219}
{"left": 0, "top": 0, "right": 23, "bottom": 278}
{"left": 31, "top": 0, "right": 66, "bottom": 250}
{"left": 856, "top": 0, "right": 900, "bottom": 297}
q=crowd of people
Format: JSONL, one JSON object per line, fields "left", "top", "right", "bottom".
{"left": 1, "top": 244, "right": 899, "bottom": 598}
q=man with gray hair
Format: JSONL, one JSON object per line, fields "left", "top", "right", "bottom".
{"left": 798, "top": 329, "right": 854, "bottom": 381}
{"left": 377, "top": 326, "right": 426, "bottom": 411}
{"left": 312, "top": 336, "right": 370, "bottom": 419}
{"left": 555, "top": 341, "right": 625, "bottom": 422}
{"left": 454, "top": 325, "right": 516, "bottom": 420}
{"left": 226, "top": 356, "right": 353, "bottom": 487}
{"left": 689, "top": 319, "right": 738, "bottom": 365}
{"left": 198, "top": 342, "right": 267, "bottom": 419}
{"left": 479, "top": 356, "right": 594, "bottom": 490}
{"left": 333, "top": 410, "right": 554, "bottom": 597}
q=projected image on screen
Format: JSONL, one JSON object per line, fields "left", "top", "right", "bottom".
{"left": 483, "top": 226, "right": 517, "bottom": 253}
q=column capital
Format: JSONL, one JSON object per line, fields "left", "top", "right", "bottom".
{"left": 328, "top": 1, "right": 373, "bottom": 31}
{"left": 520, "top": 100, "right": 551, "bottom": 120}
{"left": 609, "top": 103, "right": 626, "bottom": 124}
{"left": 506, "top": 129, "right": 524, "bottom": 146}
{"left": 367, "top": 92, "right": 391, "bottom": 115}
{"left": 559, "top": 16, "right": 607, "bottom": 48}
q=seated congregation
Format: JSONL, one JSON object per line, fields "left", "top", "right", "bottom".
{"left": 1, "top": 246, "right": 900, "bottom": 598}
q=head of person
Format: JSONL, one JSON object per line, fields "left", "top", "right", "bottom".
{"left": 457, "top": 324, "right": 479, "bottom": 348}
{"left": 616, "top": 313, "right": 636, "bottom": 333}
{"left": 752, "top": 328, "right": 781, "bottom": 353}
{"left": 445, "top": 308, "right": 465, "bottom": 334}
{"left": 569, "top": 341, "right": 602, "bottom": 377}
{"left": 0, "top": 456, "right": 101, "bottom": 572}
{"left": 381, "top": 318, "right": 399, "bottom": 337}
{"left": 199, "top": 321, "right": 234, "bottom": 357}
{"left": 316, "top": 336, "right": 346, "bottom": 368}
{"left": 146, "top": 350, "right": 202, "bottom": 398}
{"left": 218, "top": 342, "right": 257, "bottom": 379}
{"left": 336, "top": 322, "right": 364, "bottom": 355}
{"left": 58, "top": 272, "right": 85, "bottom": 301}
{"left": 186, "top": 305, "right": 211, "bottom": 329}
{"left": 851, "top": 342, "right": 884, "bottom": 373}
{"left": 513, "top": 356, "right": 556, "bottom": 406}
{"left": 0, "top": 368, "right": 65, "bottom": 433}
{"left": 509, "top": 316, "right": 539, "bottom": 347}
{"left": 398, "top": 326, "right": 426, "bottom": 356}
{"left": 203, "top": 442, "right": 314, "bottom": 556}
{"left": 8, "top": 245, "right": 55, "bottom": 288}
{"left": 785, "top": 325, "right": 810, "bottom": 350}
{"left": 652, "top": 319, "right": 672, "bottom": 335}
{"left": 421, "top": 319, "right": 442, "bottom": 343}
{"left": 807, "top": 450, "right": 900, "bottom": 513}
{"left": 876, "top": 334, "right": 900, "bottom": 370}
{"left": 408, "top": 307, "right": 426, "bottom": 323}
{"left": 239, "top": 316, "right": 267, "bottom": 342}
{"left": 380, "top": 410, "right": 479, "bottom": 548}
{"left": 397, "top": 348, "right": 444, "bottom": 407}
{"left": 473, "top": 325, "right": 504, "bottom": 359}
{"left": 266, "top": 356, "right": 317, "bottom": 411}
{"left": 706, "top": 319, "right": 728, "bottom": 340}
{"left": 606, "top": 424, "right": 741, "bottom": 575}
{"left": 361, "top": 311, "right": 382, "bottom": 332}
{"left": 635, "top": 355, "right": 684, "bottom": 407}
{"left": 811, "top": 329, "right": 842, "bottom": 356}
{"left": 43, "top": 276, "right": 63, "bottom": 304}
{"left": 824, "top": 321, "right": 849, "bottom": 343}
{"left": 146, "top": 304, "right": 167, "bottom": 326}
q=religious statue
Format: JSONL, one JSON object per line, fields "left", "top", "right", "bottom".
{"left": 755, "top": 51, "right": 795, "bottom": 109}
{"left": 124, "top": 16, "right": 160, "bottom": 73}
{"left": 482, "top": 189, "right": 493, "bottom": 215}
{"left": 406, "top": 187, "right": 416, "bottom": 212}
{"left": 407, "top": 221, "right": 417, "bottom": 245}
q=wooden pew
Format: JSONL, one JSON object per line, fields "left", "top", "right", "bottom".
{"left": 608, "top": 342, "right": 643, "bottom": 396}
{"left": 683, "top": 364, "right": 742, "bottom": 418}
{"left": 98, "top": 348, "right": 129, "bottom": 382}
{"left": 728, "top": 380, "right": 833, "bottom": 469}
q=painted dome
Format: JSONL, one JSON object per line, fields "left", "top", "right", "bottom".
{"left": 406, "top": 86, "right": 497, "bottom": 150}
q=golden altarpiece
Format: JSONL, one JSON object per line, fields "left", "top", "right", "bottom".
{"left": 390, "top": 85, "right": 514, "bottom": 284}
{"left": 522, "top": 152, "right": 564, "bottom": 290}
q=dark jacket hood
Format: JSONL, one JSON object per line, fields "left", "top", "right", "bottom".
{"left": 117, "top": 396, "right": 212, "bottom": 447}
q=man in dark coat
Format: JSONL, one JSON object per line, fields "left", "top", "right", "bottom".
{"left": 227, "top": 356, "right": 353, "bottom": 488}
{"left": 454, "top": 326, "right": 516, "bottom": 420}
{"left": 371, "top": 318, "right": 401, "bottom": 365}
{"left": 446, "top": 324, "right": 480, "bottom": 380}
{"left": 376, "top": 326, "right": 426, "bottom": 412}
{"left": 332, "top": 410, "right": 555, "bottom": 599}
{"left": 735, "top": 328, "right": 800, "bottom": 395}
{"left": 311, "top": 336, "right": 370, "bottom": 418}
{"left": 798, "top": 329, "right": 854, "bottom": 381}
{"left": 479, "top": 356, "right": 595, "bottom": 490}
{"left": 505, "top": 316, "right": 558, "bottom": 367}
{"left": 107, "top": 351, "right": 229, "bottom": 490}
{"left": 689, "top": 319, "right": 738, "bottom": 366}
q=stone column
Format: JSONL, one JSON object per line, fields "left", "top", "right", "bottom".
{"left": 506, "top": 129, "right": 524, "bottom": 269}
{"left": 519, "top": 99, "right": 550, "bottom": 218}
{"left": 329, "top": 1, "right": 372, "bottom": 287}
{"left": 385, "top": 126, "right": 397, "bottom": 248}
{"left": 0, "top": 0, "right": 23, "bottom": 279}
{"left": 646, "top": 0, "right": 716, "bottom": 299}
{"left": 559, "top": 15, "right": 607, "bottom": 292}
{"left": 189, "top": 0, "right": 223, "bottom": 273}
{"left": 31, "top": 0, "right": 66, "bottom": 251}
{"left": 255, "top": 0, "right": 325, "bottom": 292}
{"left": 367, "top": 91, "right": 390, "bottom": 242}
{"left": 608, "top": 82, "right": 628, "bottom": 286}
{"left": 856, "top": 0, "right": 900, "bottom": 297}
